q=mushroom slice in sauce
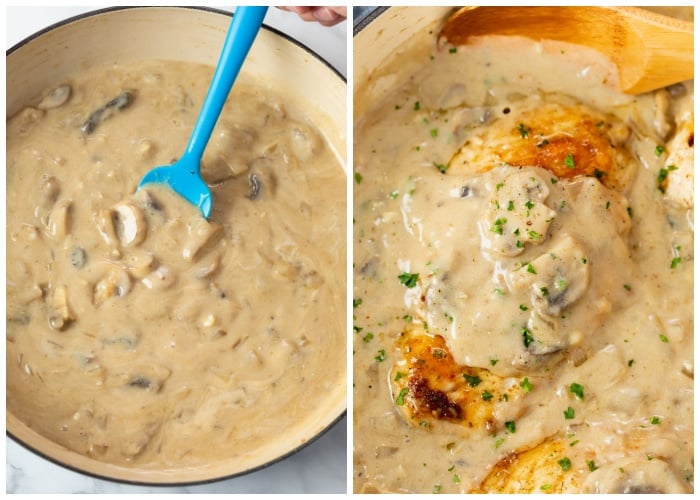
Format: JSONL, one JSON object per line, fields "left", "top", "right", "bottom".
{"left": 81, "top": 91, "right": 134, "bottom": 134}
{"left": 37, "top": 84, "right": 71, "bottom": 110}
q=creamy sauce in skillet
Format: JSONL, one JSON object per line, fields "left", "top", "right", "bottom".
{"left": 7, "top": 60, "right": 345, "bottom": 469}
{"left": 353, "top": 12, "right": 693, "bottom": 494}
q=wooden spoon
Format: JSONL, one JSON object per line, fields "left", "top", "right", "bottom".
{"left": 439, "top": 6, "right": 693, "bottom": 95}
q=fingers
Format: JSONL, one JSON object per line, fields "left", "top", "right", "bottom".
{"left": 278, "top": 6, "right": 347, "bottom": 27}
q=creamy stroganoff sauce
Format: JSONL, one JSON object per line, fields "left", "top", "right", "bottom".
{"left": 353, "top": 13, "right": 693, "bottom": 494}
{"left": 7, "top": 60, "right": 345, "bottom": 470}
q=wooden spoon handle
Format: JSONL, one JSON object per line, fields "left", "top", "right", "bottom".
{"left": 615, "top": 6, "right": 694, "bottom": 94}
{"left": 439, "top": 6, "right": 693, "bottom": 94}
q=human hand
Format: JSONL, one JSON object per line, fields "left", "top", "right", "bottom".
{"left": 278, "top": 6, "right": 347, "bottom": 27}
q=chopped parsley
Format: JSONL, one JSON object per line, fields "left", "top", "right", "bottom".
{"left": 650, "top": 416, "right": 661, "bottom": 425}
{"left": 395, "top": 387, "right": 409, "bottom": 405}
{"left": 482, "top": 390, "right": 494, "bottom": 401}
{"left": 505, "top": 420, "right": 516, "bottom": 433}
{"left": 394, "top": 371, "right": 405, "bottom": 381}
{"left": 564, "top": 153, "right": 575, "bottom": 169}
{"left": 490, "top": 359, "right": 499, "bottom": 366}
{"left": 655, "top": 145, "right": 665, "bottom": 157}
{"left": 433, "top": 484, "right": 442, "bottom": 494}
{"left": 526, "top": 263, "right": 537, "bottom": 274}
{"left": 563, "top": 406, "right": 575, "bottom": 419}
{"left": 491, "top": 217, "right": 508, "bottom": 235}
{"left": 398, "top": 272, "right": 419, "bottom": 288}
{"left": 353, "top": 298, "right": 363, "bottom": 308}
{"left": 587, "top": 460, "right": 599, "bottom": 472}
{"left": 414, "top": 101, "right": 420, "bottom": 111}
{"left": 432, "top": 349, "right": 445, "bottom": 358}
{"left": 507, "top": 200, "right": 515, "bottom": 211}
{"left": 354, "top": 172, "right": 363, "bottom": 184}
{"left": 374, "top": 349, "right": 386, "bottom": 362}
{"left": 524, "top": 199, "right": 535, "bottom": 210}
{"left": 362, "top": 332, "right": 374, "bottom": 343}
{"left": 463, "top": 374, "right": 482, "bottom": 387}
{"left": 520, "top": 377, "right": 533, "bottom": 393}
{"left": 527, "top": 230, "right": 542, "bottom": 240}
{"left": 517, "top": 123, "right": 529, "bottom": 138}
{"left": 453, "top": 474, "right": 460, "bottom": 483}
{"left": 659, "top": 334, "right": 669, "bottom": 343}
{"left": 558, "top": 457, "right": 572, "bottom": 471}
{"left": 449, "top": 47, "right": 457, "bottom": 54}
{"left": 496, "top": 182, "right": 504, "bottom": 191}
{"left": 430, "top": 128, "right": 438, "bottom": 137}
{"left": 570, "top": 382, "right": 585, "bottom": 400}
{"left": 402, "top": 314, "right": 413, "bottom": 322}
{"left": 521, "top": 327, "right": 534, "bottom": 347}
{"left": 657, "top": 165, "right": 678, "bottom": 192}
{"left": 671, "top": 256, "right": 682, "bottom": 269}
{"left": 519, "top": 304, "right": 529, "bottom": 311}
{"left": 434, "top": 162, "right": 448, "bottom": 174}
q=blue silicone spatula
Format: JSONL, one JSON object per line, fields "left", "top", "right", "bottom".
{"left": 138, "top": 6, "right": 268, "bottom": 219}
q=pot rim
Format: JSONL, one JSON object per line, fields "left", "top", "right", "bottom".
{"left": 6, "top": 5, "right": 347, "bottom": 488}
{"left": 352, "top": 6, "right": 388, "bottom": 36}
{"left": 6, "top": 5, "right": 345, "bottom": 84}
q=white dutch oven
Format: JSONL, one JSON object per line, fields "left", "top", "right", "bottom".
{"left": 6, "top": 6, "right": 346, "bottom": 485}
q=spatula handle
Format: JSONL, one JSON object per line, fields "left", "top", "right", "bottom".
{"left": 184, "top": 6, "right": 268, "bottom": 166}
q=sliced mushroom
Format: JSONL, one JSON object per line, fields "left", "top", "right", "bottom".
{"left": 653, "top": 88, "right": 674, "bottom": 141}
{"left": 480, "top": 168, "right": 557, "bottom": 257}
{"left": 182, "top": 218, "right": 222, "bottom": 261}
{"left": 247, "top": 157, "right": 277, "bottom": 200}
{"left": 508, "top": 235, "right": 590, "bottom": 316}
{"left": 107, "top": 362, "right": 171, "bottom": 393}
{"left": 141, "top": 265, "right": 175, "bottom": 290}
{"left": 47, "top": 199, "right": 72, "bottom": 240}
{"left": 37, "top": 84, "right": 71, "bottom": 110}
{"left": 81, "top": 91, "right": 134, "bottom": 135}
{"left": 123, "top": 250, "right": 157, "bottom": 279}
{"left": 93, "top": 267, "right": 132, "bottom": 306}
{"left": 112, "top": 200, "right": 148, "bottom": 247}
{"left": 95, "top": 208, "right": 119, "bottom": 246}
{"left": 70, "top": 246, "right": 87, "bottom": 269}
{"left": 201, "top": 123, "right": 257, "bottom": 183}
{"left": 48, "top": 284, "right": 74, "bottom": 331}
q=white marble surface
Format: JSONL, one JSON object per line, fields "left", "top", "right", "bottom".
{"left": 5, "top": 5, "right": 347, "bottom": 494}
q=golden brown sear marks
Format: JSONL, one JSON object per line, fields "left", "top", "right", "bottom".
{"left": 391, "top": 324, "right": 516, "bottom": 432}
{"left": 449, "top": 99, "right": 634, "bottom": 191}
{"left": 477, "top": 438, "right": 582, "bottom": 493}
